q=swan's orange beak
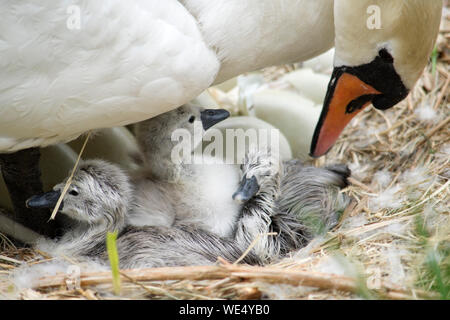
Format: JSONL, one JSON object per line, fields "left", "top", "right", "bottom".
{"left": 310, "top": 72, "right": 381, "bottom": 157}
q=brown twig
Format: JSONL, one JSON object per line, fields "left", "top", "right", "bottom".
{"left": 32, "top": 264, "right": 437, "bottom": 300}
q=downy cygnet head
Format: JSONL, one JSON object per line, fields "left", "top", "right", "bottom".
{"left": 26, "top": 160, "right": 132, "bottom": 226}
{"left": 135, "top": 103, "right": 230, "bottom": 178}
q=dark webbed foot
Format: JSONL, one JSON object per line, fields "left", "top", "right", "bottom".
{"left": 0, "top": 147, "right": 58, "bottom": 239}
{"left": 232, "top": 149, "right": 284, "bottom": 261}
{"left": 234, "top": 148, "right": 281, "bottom": 204}
{"left": 232, "top": 175, "right": 260, "bottom": 203}
{"left": 233, "top": 151, "right": 352, "bottom": 261}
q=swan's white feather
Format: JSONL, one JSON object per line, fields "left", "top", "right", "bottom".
{"left": 181, "top": 0, "right": 335, "bottom": 83}
{"left": 0, "top": 0, "right": 220, "bottom": 151}
{"left": 0, "top": 0, "right": 442, "bottom": 153}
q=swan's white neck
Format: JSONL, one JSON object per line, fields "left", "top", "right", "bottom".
{"left": 181, "top": 0, "right": 335, "bottom": 83}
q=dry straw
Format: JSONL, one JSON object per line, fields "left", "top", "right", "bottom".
{"left": 49, "top": 131, "right": 91, "bottom": 220}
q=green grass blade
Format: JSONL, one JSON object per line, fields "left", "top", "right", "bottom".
{"left": 431, "top": 47, "right": 438, "bottom": 76}
{"left": 426, "top": 250, "right": 449, "bottom": 300}
{"left": 106, "top": 231, "right": 121, "bottom": 296}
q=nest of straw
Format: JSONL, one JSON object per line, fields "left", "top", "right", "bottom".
{"left": 0, "top": 12, "right": 448, "bottom": 301}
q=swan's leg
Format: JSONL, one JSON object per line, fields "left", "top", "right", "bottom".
{"left": 278, "top": 161, "right": 351, "bottom": 240}
{"left": 0, "top": 148, "right": 57, "bottom": 238}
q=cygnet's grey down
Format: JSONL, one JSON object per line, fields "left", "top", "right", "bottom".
{"left": 230, "top": 149, "right": 350, "bottom": 262}
{"left": 132, "top": 101, "right": 350, "bottom": 263}
{"left": 26, "top": 104, "right": 351, "bottom": 267}
{"left": 130, "top": 103, "right": 244, "bottom": 237}
{"left": 27, "top": 160, "right": 261, "bottom": 268}
{"left": 27, "top": 154, "right": 349, "bottom": 267}
{"left": 132, "top": 104, "right": 351, "bottom": 250}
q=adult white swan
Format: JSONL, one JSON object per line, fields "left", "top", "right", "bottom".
{"left": 0, "top": 0, "right": 443, "bottom": 236}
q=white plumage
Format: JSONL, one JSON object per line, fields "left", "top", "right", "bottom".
{"left": 0, "top": 0, "right": 442, "bottom": 154}
{"left": 180, "top": 0, "right": 335, "bottom": 83}
{"left": 0, "top": 0, "right": 220, "bottom": 151}
{"left": 0, "top": 0, "right": 340, "bottom": 152}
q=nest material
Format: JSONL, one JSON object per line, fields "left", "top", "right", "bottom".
{"left": 0, "top": 13, "right": 449, "bottom": 301}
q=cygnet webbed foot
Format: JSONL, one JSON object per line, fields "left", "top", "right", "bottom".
{"left": 233, "top": 148, "right": 284, "bottom": 261}
{"left": 232, "top": 175, "right": 259, "bottom": 203}
{"left": 234, "top": 151, "right": 352, "bottom": 262}
{"left": 234, "top": 148, "right": 281, "bottom": 204}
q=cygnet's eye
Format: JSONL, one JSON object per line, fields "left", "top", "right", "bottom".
{"left": 261, "top": 170, "right": 272, "bottom": 177}
{"left": 69, "top": 189, "right": 79, "bottom": 196}
{"left": 188, "top": 116, "right": 195, "bottom": 123}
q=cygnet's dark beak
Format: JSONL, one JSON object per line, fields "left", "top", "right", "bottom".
{"left": 232, "top": 175, "right": 260, "bottom": 204}
{"left": 26, "top": 190, "right": 63, "bottom": 210}
{"left": 200, "top": 109, "right": 230, "bottom": 131}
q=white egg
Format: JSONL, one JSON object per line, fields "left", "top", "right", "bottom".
{"left": 302, "top": 48, "right": 335, "bottom": 75}
{"left": 67, "top": 127, "right": 140, "bottom": 171}
{"left": 196, "top": 116, "right": 292, "bottom": 164}
{"left": 282, "top": 68, "right": 330, "bottom": 105}
{"left": 253, "top": 89, "right": 321, "bottom": 161}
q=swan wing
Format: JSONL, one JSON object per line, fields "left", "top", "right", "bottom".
{"left": 0, "top": 0, "right": 219, "bottom": 151}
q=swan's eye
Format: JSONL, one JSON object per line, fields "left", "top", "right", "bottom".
{"left": 188, "top": 116, "right": 195, "bottom": 123}
{"left": 69, "top": 189, "right": 79, "bottom": 196}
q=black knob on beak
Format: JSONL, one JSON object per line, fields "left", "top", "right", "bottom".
{"left": 200, "top": 109, "right": 230, "bottom": 131}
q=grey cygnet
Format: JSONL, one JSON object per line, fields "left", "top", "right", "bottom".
{"left": 133, "top": 104, "right": 351, "bottom": 258}
{"left": 130, "top": 103, "right": 245, "bottom": 237}
{"left": 27, "top": 160, "right": 260, "bottom": 268}
{"left": 231, "top": 149, "right": 351, "bottom": 262}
